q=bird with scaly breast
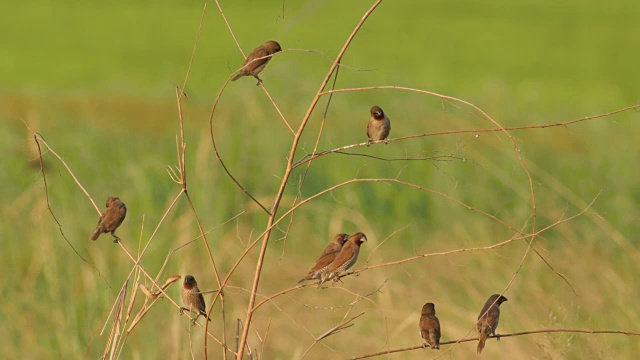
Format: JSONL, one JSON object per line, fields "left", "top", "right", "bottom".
{"left": 317, "top": 232, "right": 367, "bottom": 287}
{"left": 180, "top": 275, "right": 211, "bottom": 325}
{"left": 366, "top": 106, "right": 391, "bottom": 146}
{"left": 420, "top": 302, "right": 441, "bottom": 350}
{"left": 232, "top": 40, "right": 282, "bottom": 85}
{"left": 90, "top": 196, "right": 127, "bottom": 243}
{"left": 476, "top": 294, "right": 508, "bottom": 354}
{"left": 298, "top": 233, "right": 349, "bottom": 283}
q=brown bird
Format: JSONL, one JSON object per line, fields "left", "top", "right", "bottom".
{"left": 366, "top": 106, "right": 391, "bottom": 146}
{"left": 318, "top": 232, "right": 367, "bottom": 286}
{"left": 90, "top": 196, "right": 127, "bottom": 242}
{"left": 298, "top": 233, "right": 349, "bottom": 283}
{"left": 231, "top": 40, "right": 282, "bottom": 85}
{"left": 420, "top": 302, "right": 441, "bottom": 350}
{"left": 180, "top": 275, "right": 211, "bottom": 325}
{"left": 476, "top": 294, "right": 508, "bottom": 354}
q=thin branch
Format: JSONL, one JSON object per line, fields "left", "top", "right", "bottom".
{"left": 179, "top": 3, "right": 207, "bottom": 103}
{"left": 207, "top": 75, "right": 272, "bottom": 215}
{"left": 214, "top": 0, "right": 245, "bottom": 58}
{"left": 235, "top": 2, "right": 385, "bottom": 358}
{"left": 114, "top": 240, "right": 234, "bottom": 353}
{"left": 293, "top": 98, "right": 640, "bottom": 169}
{"left": 350, "top": 329, "right": 640, "bottom": 359}
{"left": 259, "top": 82, "right": 295, "bottom": 135}
{"left": 33, "top": 133, "right": 111, "bottom": 287}
{"left": 299, "top": 312, "right": 365, "bottom": 359}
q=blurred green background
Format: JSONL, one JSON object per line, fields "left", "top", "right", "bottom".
{"left": 2, "top": 0, "right": 639, "bottom": 358}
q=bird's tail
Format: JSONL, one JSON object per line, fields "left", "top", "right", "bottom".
{"left": 200, "top": 311, "right": 212, "bottom": 321}
{"left": 298, "top": 272, "right": 316, "bottom": 283}
{"left": 429, "top": 330, "right": 439, "bottom": 350}
{"left": 477, "top": 333, "right": 487, "bottom": 354}
{"left": 90, "top": 229, "right": 101, "bottom": 241}
{"left": 317, "top": 272, "right": 333, "bottom": 287}
{"left": 231, "top": 72, "right": 244, "bottom": 81}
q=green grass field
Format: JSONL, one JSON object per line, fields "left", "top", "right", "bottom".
{"left": 2, "top": 0, "right": 640, "bottom": 358}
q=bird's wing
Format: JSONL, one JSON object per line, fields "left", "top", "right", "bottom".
{"left": 327, "top": 241, "right": 357, "bottom": 272}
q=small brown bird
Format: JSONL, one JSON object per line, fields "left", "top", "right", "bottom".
{"left": 232, "top": 40, "right": 282, "bottom": 85}
{"left": 318, "top": 232, "right": 367, "bottom": 286}
{"left": 420, "top": 302, "right": 441, "bottom": 350}
{"left": 298, "top": 233, "right": 349, "bottom": 283}
{"left": 180, "top": 275, "right": 211, "bottom": 325}
{"left": 476, "top": 294, "right": 508, "bottom": 354}
{"left": 366, "top": 106, "right": 391, "bottom": 146}
{"left": 90, "top": 196, "right": 127, "bottom": 242}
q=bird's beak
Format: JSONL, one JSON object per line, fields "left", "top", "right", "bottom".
{"left": 376, "top": 110, "right": 383, "bottom": 118}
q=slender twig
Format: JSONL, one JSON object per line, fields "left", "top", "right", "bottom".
{"left": 236, "top": 0, "right": 382, "bottom": 360}
{"left": 293, "top": 98, "right": 640, "bottom": 169}
{"left": 350, "top": 329, "right": 640, "bottom": 359}
{"left": 235, "top": 3, "right": 385, "bottom": 357}
{"left": 33, "top": 134, "right": 110, "bottom": 287}
{"left": 214, "top": 0, "right": 245, "bottom": 58}
{"left": 259, "top": 320, "right": 271, "bottom": 360}
{"left": 259, "top": 81, "right": 295, "bottom": 134}
{"left": 115, "top": 240, "right": 233, "bottom": 352}
{"left": 300, "top": 312, "right": 365, "bottom": 359}
{"left": 33, "top": 133, "right": 100, "bottom": 213}
{"left": 207, "top": 75, "right": 272, "bottom": 215}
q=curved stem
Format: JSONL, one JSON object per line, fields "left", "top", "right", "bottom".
{"left": 235, "top": 1, "right": 385, "bottom": 358}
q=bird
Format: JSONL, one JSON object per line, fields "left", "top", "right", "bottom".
{"left": 90, "top": 196, "right": 127, "bottom": 242}
{"left": 180, "top": 275, "right": 211, "bottom": 325}
{"left": 366, "top": 106, "right": 391, "bottom": 146}
{"left": 318, "top": 232, "right": 367, "bottom": 286}
{"left": 231, "top": 40, "right": 282, "bottom": 85}
{"left": 298, "top": 233, "right": 349, "bottom": 283}
{"left": 476, "top": 294, "right": 508, "bottom": 354}
{"left": 420, "top": 302, "right": 441, "bottom": 350}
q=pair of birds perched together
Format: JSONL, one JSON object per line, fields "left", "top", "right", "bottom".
{"left": 420, "top": 294, "right": 508, "bottom": 354}
{"left": 177, "top": 232, "right": 370, "bottom": 326}
{"left": 298, "top": 232, "right": 368, "bottom": 286}
{"left": 233, "top": 40, "right": 393, "bottom": 145}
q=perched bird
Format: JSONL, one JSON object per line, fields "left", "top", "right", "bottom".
{"left": 298, "top": 233, "right": 349, "bottom": 283}
{"left": 366, "top": 106, "right": 391, "bottom": 146}
{"left": 90, "top": 196, "right": 127, "bottom": 242}
{"left": 180, "top": 275, "right": 211, "bottom": 325}
{"left": 232, "top": 40, "right": 282, "bottom": 85}
{"left": 420, "top": 302, "right": 441, "bottom": 350}
{"left": 476, "top": 294, "right": 508, "bottom": 354}
{"left": 318, "top": 232, "right": 367, "bottom": 286}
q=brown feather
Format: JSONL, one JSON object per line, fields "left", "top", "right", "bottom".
{"left": 419, "top": 302, "right": 441, "bottom": 349}
{"left": 366, "top": 106, "right": 391, "bottom": 145}
{"left": 318, "top": 232, "right": 367, "bottom": 286}
{"left": 231, "top": 41, "right": 281, "bottom": 82}
{"left": 182, "top": 275, "right": 211, "bottom": 322}
{"left": 299, "top": 233, "right": 348, "bottom": 282}
{"left": 476, "top": 294, "right": 507, "bottom": 354}
{"left": 90, "top": 197, "right": 127, "bottom": 241}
